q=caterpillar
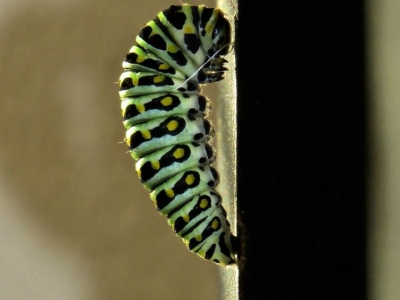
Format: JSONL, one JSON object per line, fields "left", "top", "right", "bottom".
{"left": 118, "top": 4, "right": 236, "bottom": 266}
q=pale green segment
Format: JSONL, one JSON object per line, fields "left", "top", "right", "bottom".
{"left": 167, "top": 190, "right": 220, "bottom": 235}
{"left": 136, "top": 142, "right": 212, "bottom": 191}
{"left": 149, "top": 166, "right": 216, "bottom": 214}
{"left": 126, "top": 115, "right": 208, "bottom": 160}
{"left": 118, "top": 71, "right": 199, "bottom": 99}
{"left": 122, "top": 45, "right": 186, "bottom": 80}
{"left": 157, "top": 6, "right": 207, "bottom": 66}
{"left": 198, "top": 6, "right": 224, "bottom": 57}
{"left": 181, "top": 211, "right": 221, "bottom": 251}
{"left": 166, "top": 189, "right": 236, "bottom": 266}
{"left": 182, "top": 206, "right": 234, "bottom": 266}
{"left": 121, "top": 93, "right": 205, "bottom": 129}
{"left": 136, "top": 20, "right": 199, "bottom": 78}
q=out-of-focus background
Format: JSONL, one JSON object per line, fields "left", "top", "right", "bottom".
{"left": 367, "top": 1, "right": 400, "bottom": 299}
{"left": 1, "top": 0, "right": 399, "bottom": 299}
{"left": 0, "top": 0, "right": 225, "bottom": 299}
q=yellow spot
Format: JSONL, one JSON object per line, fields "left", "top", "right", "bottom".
{"left": 121, "top": 108, "right": 126, "bottom": 117}
{"left": 157, "top": 12, "right": 166, "bottom": 23}
{"left": 142, "top": 130, "right": 151, "bottom": 140}
{"left": 185, "top": 174, "right": 195, "bottom": 185}
{"left": 184, "top": 24, "right": 195, "bottom": 34}
{"left": 136, "top": 104, "right": 145, "bottom": 113}
{"left": 166, "top": 189, "right": 175, "bottom": 198}
{"left": 183, "top": 215, "right": 190, "bottom": 223}
{"left": 196, "top": 235, "right": 202, "bottom": 242}
{"left": 161, "top": 96, "right": 173, "bottom": 106}
{"left": 167, "top": 120, "right": 179, "bottom": 131}
{"left": 132, "top": 74, "right": 139, "bottom": 87}
{"left": 136, "top": 168, "right": 141, "bottom": 178}
{"left": 199, "top": 198, "right": 208, "bottom": 209}
{"left": 151, "top": 161, "right": 160, "bottom": 170}
{"left": 211, "top": 219, "right": 219, "bottom": 230}
{"left": 205, "top": 22, "right": 213, "bottom": 34}
{"left": 159, "top": 63, "right": 170, "bottom": 70}
{"left": 136, "top": 56, "right": 145, "bottom": 63}
{"left": 167, "top": 44, "right": 179, "bottom": 53}
{"left": 154, "top": 75, "right": 164, "bottom": 83}
{"left": 173, "top": 148, "right": 185, "bottom": 159}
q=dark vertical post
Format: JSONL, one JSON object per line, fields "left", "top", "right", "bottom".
{"left": 236, "top": 1, "right": 367, "bottom": 300}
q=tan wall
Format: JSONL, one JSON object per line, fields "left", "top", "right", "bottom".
{"left": 0, "top": 1, "right": 223, "bottom": 299}
{"left": 367, "top": 0, "right": 400, "bottom": 299}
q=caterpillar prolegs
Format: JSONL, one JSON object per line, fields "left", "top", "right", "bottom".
{"left": 118, "top": 4, "right": 236, "bottom": 266}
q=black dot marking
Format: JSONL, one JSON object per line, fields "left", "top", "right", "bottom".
{"left": 120, "top": 77, "right": 134, "bottom": 90}
{"left": 140, "top": 25, "right": 167, "bottom": 50}
{"left": 209, "top": 167, "right": 219, "bottom": 186}
{"left": 193, "top": 133, "right": 204, "bottom": 141}
{"left": 203, "top": 120, "right": 211, "bottom": 135}
{"left": 184, "top": 34, "right": 201, "bottom": 54}
{"left": 205, "top": 244, "right": 216, "bottom": 260}
{"left": 198, "top": 96, "right": 207, "bottom": 112}
{"left": 168, "top": 49, "right": 187, "bottom": 66}
{"left": 164, "top": 6, "right": 186, "bottom": 29}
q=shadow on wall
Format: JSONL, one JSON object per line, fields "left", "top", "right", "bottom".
{"left": 0, "top": 1, "right": 221, "bottom": 299}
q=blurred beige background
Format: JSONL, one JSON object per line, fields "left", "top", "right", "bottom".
{"left": 0, "top": 0, "right": 226, "bottom": 299}
{"left": 367, "top": 0, "right": 400, "bottom": 299}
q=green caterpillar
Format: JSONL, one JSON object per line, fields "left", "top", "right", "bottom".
{"left": 118, "top": 4, "right": 236, "bottom": 266}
